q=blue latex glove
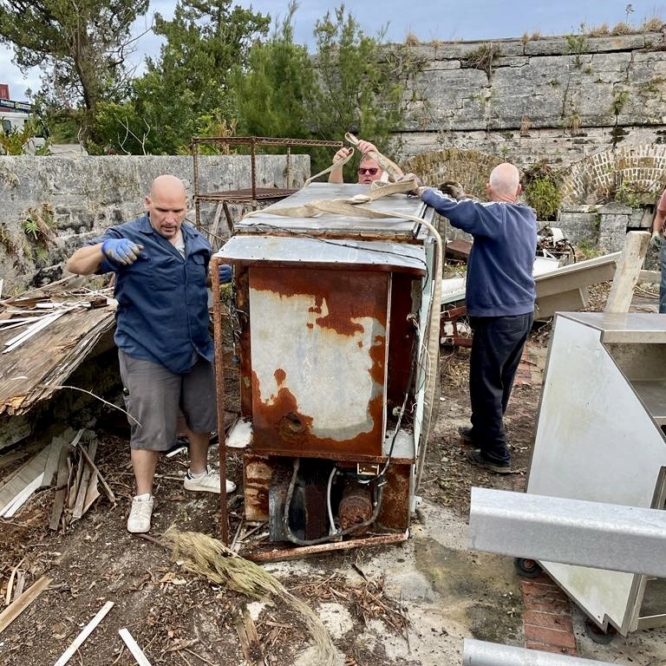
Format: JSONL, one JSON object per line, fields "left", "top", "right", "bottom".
{"left": 101, "top": 238, "right": 142, "bottom": 265}
{"left": 218, "top": 264, "right": 232, "bottom": 284}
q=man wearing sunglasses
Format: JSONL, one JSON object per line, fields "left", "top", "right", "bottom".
{"left": 328, "top": 139, "right": 384, "bottom": 184}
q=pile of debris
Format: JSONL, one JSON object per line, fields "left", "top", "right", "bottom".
{"left": 0, "top": 428, "right": 115, "bottom": 528}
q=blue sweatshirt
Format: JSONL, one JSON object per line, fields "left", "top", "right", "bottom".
{"left": 421, "top": 189, "right": 537, "bottom": 317}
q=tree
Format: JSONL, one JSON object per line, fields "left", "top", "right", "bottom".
{"left": 91, "top": 0, "right": 270, "bottom": 155}
{"left": 230, "top": 3, "right": 421, "bottom": 172}
{"left": 310, "top": 5, "right": 408, "bottom": 154}
{"left": 0, "top": 0, "right": 149, "bottom": 142}
{"left": 231, "top": 2, "right": 316, "bottom": 140}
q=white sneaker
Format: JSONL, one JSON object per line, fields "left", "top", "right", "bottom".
{"left": 184, "top": 466, "right": 236, "bottom": 494}
{"left": 127, "top": 494, "right": 154, "bottom": 534}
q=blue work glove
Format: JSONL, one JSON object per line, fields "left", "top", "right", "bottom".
{"left": 218, "top": 264, "right": 233, "bottom": 284}
{"left": 101, "top": 238, "right": 143, "bottom": 265}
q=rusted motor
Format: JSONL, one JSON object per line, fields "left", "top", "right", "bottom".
{"left": 338, "top": 479, "right": 373, "bottom": 533}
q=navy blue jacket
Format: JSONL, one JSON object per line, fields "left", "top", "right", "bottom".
{"left": 421, "top": 189, "right": 537, "bottom": 317}
{"left": 88, "top": 214, "right": 214, "bottom": 374}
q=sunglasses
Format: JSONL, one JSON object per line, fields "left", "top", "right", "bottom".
{"left": 358, "top": 167, "right": 379, "bottom": 176}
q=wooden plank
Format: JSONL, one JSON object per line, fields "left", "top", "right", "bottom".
{"left": 0, "top": 445, "right": 51, "bottom": 513}
{"left": 0, "top": 576, "right": 51, "bottom": 634}
{"left": 606, "top": 231, "right": 651, "bottom": 314}
{"left": 78, "top": 444, "right": 116, "bottom": 505}
{"left": 53, "top": 601, "right": 114, "bottom": 666}
{"left": 118, "top": 628, "right": 153, "bottom": 666}
{"left": 0, "top": 473, "right": 43, "bottom": 518}
{"left": 72, "top": 438, "right": 98, "bottom": 521}
{"left": 42, "top": 429, "right": 83, "bottom": 488}
{"left": 49, "top": 444, "right": 71, "bottom": 530}
{"left": 234, "top": 607, "right": 264, "bottom": 665}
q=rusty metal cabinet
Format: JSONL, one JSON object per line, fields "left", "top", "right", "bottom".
{"left": 212, "top": 182, "right": 439, "bottom": 557}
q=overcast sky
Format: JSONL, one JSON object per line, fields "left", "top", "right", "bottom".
{"left": 1, "top": 0, "right": 664, "bottom": 101}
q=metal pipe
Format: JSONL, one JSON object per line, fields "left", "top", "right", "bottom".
{"left": 326, "top": 465, "right": 337, "bottom": 535}
{"left": 211, "top": 255, "right": 228, "bottom": 545}
{"left": 247, "top": 531, "right": 408, "bottom": 563}
{"left": 463, "top": 639, "right": 616, "bottom": 666}
{"left": 469, "top": 488, "right": 666, "bottom": 578}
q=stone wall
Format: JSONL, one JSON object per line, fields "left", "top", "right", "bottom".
{"left": 0, "top": 154, "right": 309, "bottom": 293}
{"left": 395, "top": 32, "right": 666, "bottom": 168}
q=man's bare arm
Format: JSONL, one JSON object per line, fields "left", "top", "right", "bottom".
{"left": 66, "top": 244, "right": 105, "bottom": 275}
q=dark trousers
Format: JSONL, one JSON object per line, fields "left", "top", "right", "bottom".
{"left": 468, "top": 313, "right": 533, "bottom": 464}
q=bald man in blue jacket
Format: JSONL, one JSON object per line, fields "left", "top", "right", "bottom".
{"left": 417, "top": 164, "right": 537, "bottom": 474}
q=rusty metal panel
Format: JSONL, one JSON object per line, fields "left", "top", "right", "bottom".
{"left": 244, "top": 455, "right": 273, "bottom": 522}
{"left": 377, "top": 464, "right": 411, "bottom": 530}
{"left": 248, "top": 266, "right": 388, "bottom": 457}
{"left": 215, "top": 236, "right": 427, "bottom": 275}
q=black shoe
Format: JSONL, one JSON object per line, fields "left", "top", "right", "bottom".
{"left": 467, "top": 450, "right": 512, "bottom": 475}
{"left": 458, "top": 426, "right": 475, "bottom": 446}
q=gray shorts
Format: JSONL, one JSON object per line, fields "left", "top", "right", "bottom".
{"left": 118, "top": 351, "right": 217, "bottom": 451}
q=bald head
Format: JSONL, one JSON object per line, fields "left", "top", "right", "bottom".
{"left": 150, "top": 174, "right": 186, "bottom": 200}
{"left": 487, "top": 163, "right": 521, "bottom": 202}
{"left": 146, "top": 175, "right": 188, "bottom": 240}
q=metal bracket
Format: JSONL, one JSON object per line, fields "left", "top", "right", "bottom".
{"left": 469, "top": 487, "right": 666, "bottom": 579}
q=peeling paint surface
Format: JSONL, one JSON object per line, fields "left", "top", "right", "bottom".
{"left": 248, "top": 266, "right": 388, "bottom": 456}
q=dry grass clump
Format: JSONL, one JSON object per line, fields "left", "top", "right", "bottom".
{"left": 163, "top": 528, "right": 338, "bottom": 666}
{"left": 641, "top": 16, "right": 664, "bottom": 32}
{"left": 611, "top": 21, "right": 634, "bottom": 35}
{"left": 405, "top": 32, "right": 420, "bottom": 46}
{"left": 587, "top": 23, "right": 610, "bottom": 37}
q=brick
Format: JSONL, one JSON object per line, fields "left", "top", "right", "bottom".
{"left": 525, "top": 641, "right": 579, "bottom": 656}
{"left": 520, "top": 575, "right": 559, "bottom": 590}
{"left": 523, "top": 625, "right": 577, "bottom": 650}
{"left": 523, "top": 610, "right": 574, "bottom": 633}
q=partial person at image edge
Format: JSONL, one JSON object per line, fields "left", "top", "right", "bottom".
{"left": 651, "top": 189, "right": 666, "bottom": 314}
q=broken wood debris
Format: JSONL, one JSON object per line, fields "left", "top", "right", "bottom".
{"left": 53, "top": 600, "right": 115, "bottom": 666}
{"left": 235, "top": 606, "right": 265, "bottom": 666}
{"left": 49, "top": 428, "right": 115, "bottom": 530}
{"left": 0, "top": 575, "right": 51, "bottom": 634}
{"left": 0, "top": 427, "right": 111, "bottom": 527}
{"left": 0, "top": 277, "right": 116, "bottom": 418}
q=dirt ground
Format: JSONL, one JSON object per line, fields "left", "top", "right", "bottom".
{"left": 0, "top": 282, "right": 652, "bottom": 666}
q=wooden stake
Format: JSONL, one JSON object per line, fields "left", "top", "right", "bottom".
{"left": 53, "top": 601, "right": 114, "bottom": 666}
{"left": 234, "top": 606, "right": 264, "bottom": 665}
{"left": 605, "top": 231, "right": 651, "bottom": 313}
{"left": 50, "top": 444, "right": 72, "bottom": 530}
{"left": 78, "top": 444, "right": 116, "bottom": 505}
{"left": 72, "top": 438, "right": 98, "bottom": 520}
{"left": 0, "top": 576, "right": 51, "bottom": 634}
{"left": 118, "top": 628, "right": 153, "bottom": 666}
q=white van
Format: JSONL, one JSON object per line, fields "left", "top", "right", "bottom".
{"left": 0, "top": 110, "right": 47, "bottom": 153}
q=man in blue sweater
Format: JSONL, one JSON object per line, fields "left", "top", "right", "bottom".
{"left": 416, "top": 163, "right": 537, "bottom": 473}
